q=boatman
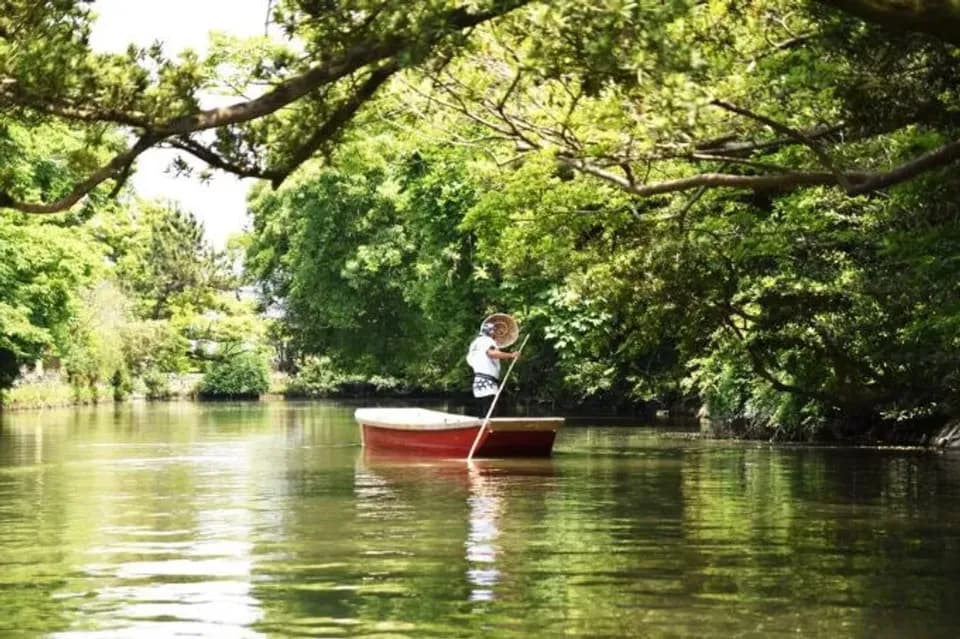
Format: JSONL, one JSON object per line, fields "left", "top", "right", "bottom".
{"left": 466, "top": 321, "right": 520, "bottom": 417}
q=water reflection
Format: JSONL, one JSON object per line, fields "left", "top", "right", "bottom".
{"left": 0, "top": 402, "right": 332, "bottom": 638}
{"left": 3, "top": 404, "right": 960, "bottom": 637}
{"left": 465, "top": 463, "right": 502, "bottom": 602}
{"left": 355, "top": 454, "right": 558, "bottom": 607}
{"left": 54, "top": 438, "right": 266, "bottom": 637}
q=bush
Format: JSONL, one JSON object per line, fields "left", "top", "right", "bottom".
{"left": 285, "top": 356, "right": 407, "bottom": 397}
{"left": 197, "top": 351, "right": 270, "bottom": 399}
{"left": 111, "top": 368, "right": 132, "bottom": 402}
{"left": 121, "top": 320, "right": 189, "bottom": 375}
{"left": 285, "top": 356, "right": 342, "bottom": 396}
{"left": 143, "top": 368, "right": 173, "bottom": 400}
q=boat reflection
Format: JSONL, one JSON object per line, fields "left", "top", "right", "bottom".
{"left": 354, "top": 452, "right": 557, "bottom": 603}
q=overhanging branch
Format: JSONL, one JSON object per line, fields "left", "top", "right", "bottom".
{"left": 560, "top": 136, "right": 960, "bottom": 200}
{"left": 167, "top": 137, "right": 286, "bottom": 182}
{"left": 271, "top": 60, "right": 402, "bottom": 188}
{"left": 3, "top": 1, "right": 532, "bottom": 214}
{"left": 847, "top": 136, "right": 960, "bottom": 194}
{"left": 417, "top": 72, "right": 960, "bottom": 202}
{"left": 0, "top": 135, "right": 156, "bottom": 214}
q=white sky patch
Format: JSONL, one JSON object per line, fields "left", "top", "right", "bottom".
{"left": 89, "top": 0, "right": 272, "bottom": 249}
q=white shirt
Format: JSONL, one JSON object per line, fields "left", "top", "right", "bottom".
{"left": 466, "top": 335, "right": 500, "bottom": 378}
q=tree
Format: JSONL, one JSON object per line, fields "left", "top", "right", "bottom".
{"left": 405, "top": 1, "right": 958, "bottom": 204}
{"left": 246, "top": 133, "right": 485, "bottom": 385}
{"left": 112, "top": 200, "right": 224, "bottom": 319}
{"left": 1, "top": 1, "right": 958, "bottom": 215}
{"left": 57, "top": 280, "right": 131, "bottom": 398}
{"left": 252, "top": 2, "right": 959, "bottom": 437}
{"left": 0, "top": 120, "right": 107, "bottom": 392}
{"left": 0, "top": 214, "right": 102, "bottom": 390}
{"left": 0, "top": 0, "right": 532, "bottom": 213}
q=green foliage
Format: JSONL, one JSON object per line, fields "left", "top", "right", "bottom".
{"left": 5, "top": 0, "right": 960, "bottom": 441}
{"left": 120, "top": 319, "right": 190, "bottom": 375}
{"left": 142, "top": 368, "right": 173, "bottom": 400}
{"left": 197, "top": 351, "right": 270, "bottom": 399}
{"left": 285, "top": 356, "right": 404, "bottom": 397}
{"left": 245, "top": 0, "right": 960, "bottom": 439}
{"left": 2, "top": 378, "right": 75, "bottom": 409}
{"left": 246, "top": 133, "right": 486, "bottom": 388}
{"left": 111, "top": 200, "right": 226, "bottom": 320}
{"left": 0, "top": 122, "right": 247, "bottom": 399}
{"left": 0, "top": 122, "right": 107, "bottom": 393}
{"left": 179, "top": 294, "right": 269, "bottom": 363}
{"left": 111, "top": 367, "right": 132, "bottom": 402}
{"left": 57, "top": 280, "right": 130, "bottom": 396}
{"left": 285, "top": 357, "right": 343, "bottom": 397}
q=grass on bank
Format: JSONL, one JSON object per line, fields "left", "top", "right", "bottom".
{"left": 3, "top": 379, "right": 109, "bottom": 410}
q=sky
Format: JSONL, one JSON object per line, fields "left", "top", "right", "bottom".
{"left": 88, "top": 0, "right": 271, "bottom": 249}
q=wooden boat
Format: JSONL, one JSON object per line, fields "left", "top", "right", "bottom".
{"left": 354, "top": 407, "right": 563, "bottom": 458}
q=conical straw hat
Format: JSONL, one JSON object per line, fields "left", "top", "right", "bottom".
{"left": 483, "top": 313, "right": 519, "bottom": 348}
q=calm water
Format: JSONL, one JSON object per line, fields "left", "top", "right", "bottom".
{"left": 2, "top": 401, "right": 960, "bottom": 638}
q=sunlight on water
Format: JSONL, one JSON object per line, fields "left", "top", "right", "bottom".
{"left": 2, "top": 402, "right": 960, "bottom": 638}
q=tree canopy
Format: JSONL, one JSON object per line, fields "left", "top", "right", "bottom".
{"left": 4, "top": 1, "right": 960, "bottom": 441}
{"left": 241, "top": 0, "right": 960, "bottom": 441}
{"left": 0, "top": 1, "right": 959, "bottom": 214}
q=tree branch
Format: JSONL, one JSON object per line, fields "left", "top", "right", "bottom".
{"left": 167, "top": 138, "right": 286, "bottom": 182}
{"left": 817, "top": 0, "right": 960, "bottom": 45}
{"left": 3, "top": 1, "right": 532, "bottom": 214}
{"left": 711, "top": 99, "right": 850, "bottom": 189}
{"left": 153, "top": 3, "right": 528, "bottom": 137}
{"left": 419, "top": 64, "right": 960, "bottom": 202}
{"left": 0, "top": 135, "right": 156, "bottom": 214}
{"left": 847, "top": 136, "right": 960, "bottom": 194}
{"left": 0, "top": 82, "right": 152, "bottom": 128}
{"left": 271, "top": 60, "right": 402, "bottom": 188}
{"left": 559, "top": 135, "right": 960, "bottom": 199}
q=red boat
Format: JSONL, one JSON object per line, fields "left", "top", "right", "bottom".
{"left": 354, "top": 408, "right": 563, "bottom": 458}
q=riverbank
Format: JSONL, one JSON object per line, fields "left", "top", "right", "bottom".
{"left": 5, "top": 381, "right": 958, "bottom": 449}
{"left": 1, "top": 373, "right": 256, "bottom": 412}
{"left": 2, "top": 379, "right": 79, "bottom": 410}
{"left": 2, "top": 373, "right": 656, "bottom": 419}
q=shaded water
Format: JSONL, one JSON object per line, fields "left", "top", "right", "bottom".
{"left": 1, "top": 401, "right": 959, "bottom": 637}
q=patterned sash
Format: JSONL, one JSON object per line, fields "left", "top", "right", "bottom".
{"left": 472, "top": 372, "right": 500, "bottom": 395}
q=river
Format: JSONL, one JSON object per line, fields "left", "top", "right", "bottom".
{"left": 1, "top": 401, "right": 959, "bottom": 637}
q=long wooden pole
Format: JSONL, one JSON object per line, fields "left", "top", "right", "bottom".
{"left": 467, "top": 334, "right": 530, "bottom": 460}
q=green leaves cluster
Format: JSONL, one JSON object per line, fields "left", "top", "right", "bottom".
{"left": 243, "top": 1, "right": 960, "bottom": 440}
{"left": 5, "top": 0, "right": 960, "bottom": 439}
{"left": 0, "top": 122, "right": 257, "bottom": 400}
{"left": 246, "top": 131, "right": 485, "bottom": 389}
{"left": 197, "top": 350, "right": 270, "bottom": 399}
{"left": 109, "top": 200, "right": 225, "bottom": 320}
{"left": 0, "top": 215, "right": 98, "bottom": 387}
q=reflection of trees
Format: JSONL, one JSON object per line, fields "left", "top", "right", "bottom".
{"left": 5, "top": 408, "right": 960, "bottom": 637}
{"left": 252, "top": 447, "right": 483, "bottom": 635}
{"left": 318, "top": 456, "right": 566, "bottom": 635}
{"left": 0, "top": 403, "right": 300, "bottom": 636}
{"left": 0, "top": 411, "right": 73, "bottom": 634}
{"left": 680, "top": 446, "right": 960, "bottom": 636}
{"left": 347, "top": 458, "right": 474, "bottom": 631}
{"left": 507, "top": 440, "right": 686, "bottom": 637}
